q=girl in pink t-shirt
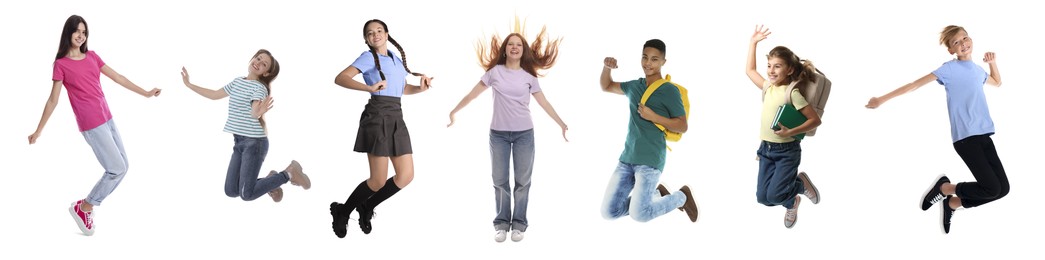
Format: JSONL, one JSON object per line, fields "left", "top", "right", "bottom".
{"left": 447, "top": 22, "right": 568, "bottom": 242}
{"left": 28, "top": 15, "right": 161, "bottom": 236}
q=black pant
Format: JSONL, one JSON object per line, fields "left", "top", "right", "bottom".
{"left": 953, "top": 134, "right": 1010, "bottom": 208}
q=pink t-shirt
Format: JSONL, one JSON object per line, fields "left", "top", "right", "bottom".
{"left": 53, "top": 51, "right": 112, "bottom": 132}
{"left": 481, "top": 65, "right": 542, "bottom": 131}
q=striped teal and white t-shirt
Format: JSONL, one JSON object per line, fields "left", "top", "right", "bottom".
{"left": 223, "top": 77, "right": 268, "bottom": 137}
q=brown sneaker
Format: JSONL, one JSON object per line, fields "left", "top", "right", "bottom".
{"left": 657, "top": 184, "right": 683, "bottom": 212}
{"left": 679, "top": 185, "right": 698, "bottom": 222}
{"left": 266, "top": 171, "right": 283, "bottom": 202}
{"left": 798, "top": 172, "right": 819, "bottom": 204}
{"left": 286, "top": 160, "right": 311, "bottom": 190}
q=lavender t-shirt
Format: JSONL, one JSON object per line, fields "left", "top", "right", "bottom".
{"left": 481, "top": 65, "right": 542, "bottom": 131}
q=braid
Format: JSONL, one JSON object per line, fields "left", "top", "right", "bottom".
{"left": 368, "top": 46, "right": 385, "bottom": 80}
{"left": 387, "top": 35, "right": 423, "bottom": 76}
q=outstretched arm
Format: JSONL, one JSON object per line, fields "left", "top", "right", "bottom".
{"left": 447, "top": 80, "right": 489, "bottom": 127}
{"left": 335, "top": 66, "right": 385, "bottom": 93}
{"left": 532, "top": 91, "right": 569, "bottom": 142}
{"left": 984, "top": 52, "right": 1002, "bottom": 87}
{"left": 600, "top": 57, "right": 623, "bottom": 95}
{"left": 28, "top": 81, "right": 64, "bottom": 144}
{"left": 866, "top": 73, "right": 937, "bottom": 108}
{"left": 180, "top": 67, "right": 228, "bottom": 100}
{"left": 746, "top": 25, "right": 771, "bottom": 89}
{"left": 101, "top": 65, "right": 161, "bottom": 97}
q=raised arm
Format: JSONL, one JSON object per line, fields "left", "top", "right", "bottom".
{"left": 865, "top": 73, "right": 937, "bottom": 108}
{"left": 180, "top": 67, "right": 228, "bottom": 100}
{"left": 27, "top": 81, "right": 64, "bottom": 144}
{"left": 335, "top": 66, "right": 385, "bottom": 93}
{"left": 600, "top": 57, "right": 623, "bottom": 95}
{"left": 746, "top": 25, "right": 771, "bottom": 89}
{"left": 984, "top": 52, "right": 1001, "bottom": 87}
{"left": 532, "top": 91, "right": 569, "bottom": 142}
{"left": 447, "top": 80, "right": 489, "bottom": 127}
{"left": 101, "top": 65, "right": 161, "bottom": 97}
{"left": 404, "top": 74, "right": 434, "bottom": 95}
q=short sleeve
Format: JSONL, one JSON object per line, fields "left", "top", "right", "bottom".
{"left": 529, "top": 75, "right": 542, "bottom": 94}
{"left": 790, "top": 88, "right": 810, "bottom": 110}
{"left": 932, "top": 62, "right": 950, "bottom": 86}
{"left": 621, "top": 79, "right": 643, "bottom": 98}
{"left": 351, "top": 51, "right": 376, "bottom": 75}
{"left": 480, "top": 67, "right": 495, "bottom": 86}
{"left": 88, "top": 51, "right": 105, "bottom": 68}
{"left": 250, "top": 82, "right": 267, "bottom": 101}
{"left": 222, "top": 79, "right": 236, "bottom": 96}
{"left": 661, "top": 83, "right": 685, "bottom": 118}
{"left": 52, "top": 61, "right": 64, "bottom": 81}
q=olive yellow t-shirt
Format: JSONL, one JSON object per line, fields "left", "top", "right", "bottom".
{"left": 760, "top": 81, "right": 809, "bottom": 143}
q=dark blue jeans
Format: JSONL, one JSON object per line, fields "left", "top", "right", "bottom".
{"left": 225, "top": 135, "right": 289, "bottom": 201}
{"left": 756, "top": 140, "right": 805, "bottom": 209}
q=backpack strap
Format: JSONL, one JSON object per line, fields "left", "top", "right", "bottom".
{"left": 640, "top": 74, "right": 671, "bottom": 106}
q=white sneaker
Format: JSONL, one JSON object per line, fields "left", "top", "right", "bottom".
{"left": 511, "top": 230, "right": 524, "bottom": 242}
{"left": 494, "top": 230, "right": 507, "bottom": 243}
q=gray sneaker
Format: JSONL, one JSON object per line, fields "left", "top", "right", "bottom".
{"left": 798, "top": 172, "right": 820, "bottom": 204}
{"left": 785, "top": 195, "right": 801, "bottom": 228}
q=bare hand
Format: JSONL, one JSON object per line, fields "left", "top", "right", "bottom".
{"left": 866, "top": 96, "right": 883, "bottom": 109}
{"left": 774, "top": 123, "right": 792, "bottom": 137}
{"left": 420, "top": 75, "right": 434, "bottom": 90}
{"left": 145, "top": 88, "right": 162, "bottom": 97}
{"left": 983, "top": 52, "right": 996, "bottom": 64}
{"left": 752, "top": 25, "right": 771, "bottom": 43}
{"left": 28, "top": 132, "right": 41, "bottom": 144}
{"left": 561, "top": 124, "right": 569, "bottom": 142}
{"left": 637, "top": 104, "right": 658, "bottom": 122}
{"left": 369, "top": 81, "right": 388, "bottom": 93}
{"left": 180, "top": 67, "right": 191, "bottom": 86}
{"left": 447, "top": 112, "right": 457, "bottom": 127}
{"left": 255, "top": 96, "right": 275, "bottom": 117}
{"left": 604, "top": 57, "right": 618, "bottom": 69}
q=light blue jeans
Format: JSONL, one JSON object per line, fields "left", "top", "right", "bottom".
{"left": 81, "top": 119, "right": 128, "bottom": 206}
{"left": 601, "top": 162, "right": 686, "bottom": 222}
{"left": 490, "top": 129, "right": 534, "bottom": 232}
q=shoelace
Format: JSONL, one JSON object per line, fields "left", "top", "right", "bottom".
{"left": 84, "top": 211, "right": 94, "bottom": 228}
{"left": 785, "top": 208, "right": 797, "bottom": 221}
{"left": 929, "top": 194, "right": 945, "bottom": 204}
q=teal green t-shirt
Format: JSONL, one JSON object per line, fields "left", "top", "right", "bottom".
{"left": 618, "top": 78, "right": 686, "bottom": 170}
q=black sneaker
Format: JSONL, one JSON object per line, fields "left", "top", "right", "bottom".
{"left": 358, "top": 203, "right": 374, "bottom": 234}
{"left": 921, "top": 175, "right": 950, "bottom": 211}
{"left": 330, "top": 202, "right": 349, "bottom": 238}
{"left": 942, "top": 195, "right": 955, "bottom": 234}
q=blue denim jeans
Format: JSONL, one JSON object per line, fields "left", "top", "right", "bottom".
{"left": 601, "top": 162, "right": 686, "bottom": 222}
{"left": 81, "top": 119, "right": 128, "bottom": 206}
{"left": 490, "top": 129, "right": 535, "bottom": 232}
{"left": 756, "top": 140, "right": 805, "bottom": 209}
{"left": 225, "top": 135, "right": 289, "bottom": 201}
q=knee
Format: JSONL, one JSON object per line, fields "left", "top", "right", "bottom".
{"left": 107, "top": 162, "right": 129, "bottom": 177}
{"left": 629, "top": 206, "right": 654, "bottom": 223}
{"left": 765, "top": 192, "right": 791, "bottom": 206}
{"left": 225, "top": 188, "right": 239, "bottom": 198}
{"left": 394, "top": 174, "right": 413, "bottom": 188}
{"left": 367, "top": 178, "right": 387, "bottom": 190}
{"left": 601, "top": 203, "right": 625, "bottom": 220}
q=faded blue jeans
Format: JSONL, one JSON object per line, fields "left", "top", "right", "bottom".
{"left": 756, "top": 140, "right": 805, "bottom": 209}
{"left": 490, "top": 129, "right": 534, "bottom": 232}
{"left": 81, "top": 119, "right": 128, "bottom": 206}
{"left": 225, "top": 135, "right": 289, "bottom": 201}
{"left": 601, "top": 162, "right": 686, "bottom": 222}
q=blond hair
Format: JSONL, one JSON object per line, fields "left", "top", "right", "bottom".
{"left": 939, "top": 25, "right": 966, "bottom": 46}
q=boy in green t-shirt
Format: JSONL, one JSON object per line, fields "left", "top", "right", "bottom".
{"left": 598, "top": 39, "right": 698, "bottom": 223}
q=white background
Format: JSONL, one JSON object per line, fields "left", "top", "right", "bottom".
{"left": 2, "top": 0, "right": 1039, "bottom": 259}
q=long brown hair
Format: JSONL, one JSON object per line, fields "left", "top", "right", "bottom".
{"left": 476, "top": 17, "right": 561, "bottom": 77}
{"left": 363, "top": 19, "right": 424, "bottom": 80}
{"left": 55, "top": 15, "right": 88, "bottom": 60}
{"left": 767, "top": 46, "right": 817, "bottom": 94}
{"left": 252, "top": 49, "right": 279, "bottom": 130}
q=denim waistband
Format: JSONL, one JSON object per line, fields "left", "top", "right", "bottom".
{"left": 761, "top": 140, "right": 800, "bottom": 150}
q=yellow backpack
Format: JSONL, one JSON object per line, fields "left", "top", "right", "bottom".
{"left": 639, "top": 74, "right": 690, "bottom": 149}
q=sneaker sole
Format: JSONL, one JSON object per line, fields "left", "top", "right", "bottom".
{"left": 785, "top": 196, "right": 800, "bottom": 229}
{"left": 68, "top": 202, "right": 94, "bottom": 236}
{"left": 291, "top": 160, "right": 311, "bottom": 190}
{"left": 799, "top": 172, "right": 820, "bottom": 204}
{"left": 680, "top": 186, "right": 699, "bottom": 222}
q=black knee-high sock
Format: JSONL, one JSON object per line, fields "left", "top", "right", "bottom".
{"left": 360, "top": 177, "right": 401, "bottom": 211}
{"left": 340, "top": 181, "right": 376, "bottom": 215}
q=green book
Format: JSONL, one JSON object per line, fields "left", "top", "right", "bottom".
{"left": 771, "top": 103, "right": 807, "bottom": 140}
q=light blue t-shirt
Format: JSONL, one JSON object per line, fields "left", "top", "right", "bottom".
{"left": 351, "top": 50, "right": 408, "bottom": 97}
{"left": 932, "top": 59, "right": 995, "bottom": 143}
